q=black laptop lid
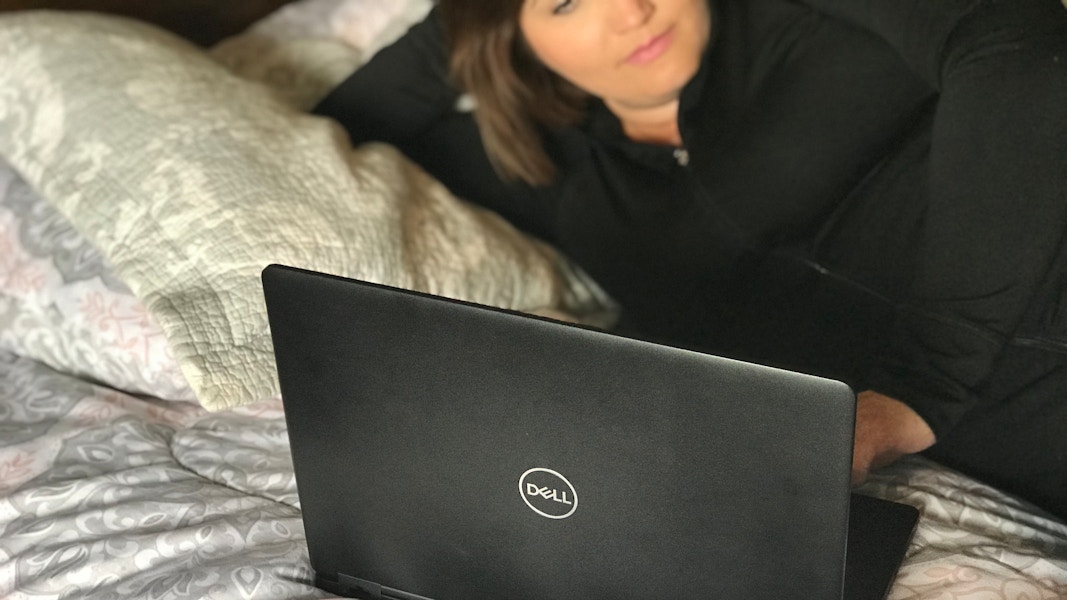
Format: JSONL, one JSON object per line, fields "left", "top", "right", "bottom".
{"left": 263, "top": 264, "right": 858, "bottom": 600}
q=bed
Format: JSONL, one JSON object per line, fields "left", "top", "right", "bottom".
{"left": 1, "top": 1, "right": 1065, "bottom": 598}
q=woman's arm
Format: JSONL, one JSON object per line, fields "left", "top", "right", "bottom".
{"left": 314, "top": 7, "right": 458, "bottom": 147}
{"left": 313, "top": 8, "right": 560, "bottom": 241}
{"left": 687, "top": 0, "right": 1066, "bottom": 472}
{"left": 835, "top": 0, "right": 1067, "bottom": 439}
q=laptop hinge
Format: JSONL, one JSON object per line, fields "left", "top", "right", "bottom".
{"left": 337, "top": 573, "right": 383, "bottom": 600}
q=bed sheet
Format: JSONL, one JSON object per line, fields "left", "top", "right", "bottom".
{"left": 3, "top": 349, "right": 1067, "bottom": 599}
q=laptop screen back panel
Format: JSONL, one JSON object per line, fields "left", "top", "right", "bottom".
{"left": 263, "top": 265, "right": 856, "bottom": 600}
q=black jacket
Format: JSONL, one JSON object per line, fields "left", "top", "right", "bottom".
{"left": 316, "top": 0, "right": 1067, "bottom": 517}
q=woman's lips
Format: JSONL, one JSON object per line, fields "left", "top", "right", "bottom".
{"left": 626, "top": 27, "right": 675, "bottom": 65}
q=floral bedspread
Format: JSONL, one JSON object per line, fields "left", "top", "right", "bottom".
{"left": 2, "top": 349, "right": 1066, "bottom": 599}
{"left": 0, "top": 352, "right": 331, "bottom": 599}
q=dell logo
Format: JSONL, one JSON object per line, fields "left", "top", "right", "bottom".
{"left": 519, "top": 468, "right": 578, "bottom": 519}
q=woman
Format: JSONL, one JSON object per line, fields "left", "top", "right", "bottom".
{"left": 315, "top": 0, "right": 1067, "bottom": 519}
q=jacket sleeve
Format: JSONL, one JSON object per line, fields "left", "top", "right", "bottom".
{"left": 313, "top": 8, "right": 560, "bottom": 241}
{"left": 313, "top": 7, "right": 458, "bottom": 146}
{"left": 794, "top": 0, "right": 1067, "bottom": 437}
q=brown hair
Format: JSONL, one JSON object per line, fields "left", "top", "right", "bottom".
{"left": 439, "top": 0, "right": 588, "bottom": 186}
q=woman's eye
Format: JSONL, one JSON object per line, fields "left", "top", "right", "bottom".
{"left": 552, "top": 0, "right": 576, "bottom": 15}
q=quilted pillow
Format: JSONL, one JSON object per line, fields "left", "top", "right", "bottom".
{"left": 0, "top": 12, "right": 612, "bottom": 411}
{"left": 0, "top": 1, "right": 426, "bottom": 403}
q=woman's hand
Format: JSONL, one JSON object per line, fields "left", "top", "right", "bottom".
{"left": 852, "top": 390, "right": 936, "bottom": 485}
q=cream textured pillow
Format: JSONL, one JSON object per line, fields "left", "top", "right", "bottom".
{"left": 0, "top": 12, "right": 611, "bottom": 411}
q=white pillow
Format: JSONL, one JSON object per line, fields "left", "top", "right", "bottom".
{"left": 0, "top": 12, "right": 612, "bottom": 411}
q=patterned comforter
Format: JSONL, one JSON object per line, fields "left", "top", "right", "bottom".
{"left": 4, "top": 345, "right": 1067, "bottom": 599}
{"left": 1, "top": 1, "right": 1066, "bottom": 599}
{"left": 0, "top": 352, "right": 322, "bottom": 599}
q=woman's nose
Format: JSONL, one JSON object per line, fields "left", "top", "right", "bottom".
{"left": 609, "top": 0, "right": 655, "bottom": 32}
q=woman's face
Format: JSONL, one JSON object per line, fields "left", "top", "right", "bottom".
{"left": 519, "top": 0, "right": 712, "bottom": 113}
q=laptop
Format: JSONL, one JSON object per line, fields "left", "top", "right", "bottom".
{"left": 262, "top": 264, "right": 917, "bottom": 600}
